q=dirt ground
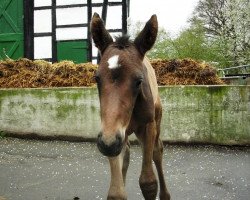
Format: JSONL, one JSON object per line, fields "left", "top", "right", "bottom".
{"left": 0, "top": 138, "right": 249, "bottom": 200}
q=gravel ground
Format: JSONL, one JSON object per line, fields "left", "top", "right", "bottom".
{"left": 0, "top": 138, "right": 249, "bottom": 200}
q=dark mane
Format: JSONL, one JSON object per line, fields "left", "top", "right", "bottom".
{"left": 114, "top": 35, "right": 132, "bottom": 49}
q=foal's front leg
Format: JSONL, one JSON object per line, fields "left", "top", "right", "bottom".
{"left": 138, "top": 122, "right": 158, "bottom": 200}
{"left": 107, "top": 145, "right": 129, "bottom": 200}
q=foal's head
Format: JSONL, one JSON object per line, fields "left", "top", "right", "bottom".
{"left": 91, "top": 13, "right": 158, "bottom": 157}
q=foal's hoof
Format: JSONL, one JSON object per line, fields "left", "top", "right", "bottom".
{"left": 107, "top": 191, "right": 127, "bottom": 200}
{"left": 107, "top": 195, "right": 127, "bottom": 200}
{"left": 108, "top": 186, "right": 127, "bottom": 200}
{"left": 139, "top": 180, "right": 158, "bottom": 200}
{"left": 160, "top": 191, "right": 171, "bottom": 200}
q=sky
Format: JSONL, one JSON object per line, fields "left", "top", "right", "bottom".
{"left": 129, "top": 0, "right": 199, "bottom": 36}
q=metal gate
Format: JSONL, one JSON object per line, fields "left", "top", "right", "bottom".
{"left": 0, "top": 0, "right": 24, "bottom": 59}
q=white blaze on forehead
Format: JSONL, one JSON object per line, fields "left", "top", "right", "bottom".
{"left": 107, "top": 55, "right": 120, "bottom": 69}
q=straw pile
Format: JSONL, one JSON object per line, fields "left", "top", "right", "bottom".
{"left": 0, "top": 58, "right": 97, "bottom": 88}
{"left": 0, "top": 58, "right": 223, "bottom": 88}
{"left": 151, "top": 58, "right": 224, "bottom": 85}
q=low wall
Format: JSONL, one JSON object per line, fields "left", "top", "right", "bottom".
{"left": 159, "top": 86, "right": 249, "bottom": 145}
{"left": 0, "top": 86, "right": 249, "bottom": 145}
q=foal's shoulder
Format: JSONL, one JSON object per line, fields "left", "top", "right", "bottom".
{"left": 143, "top": 57, "right": 157, "bottom": 80}
{"left": 143, "top": 57, "right": 158, "bottom": 104}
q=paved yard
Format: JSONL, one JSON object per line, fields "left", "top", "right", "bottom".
{"left": 0, "top": 138, "right": 249, "bottom": 200}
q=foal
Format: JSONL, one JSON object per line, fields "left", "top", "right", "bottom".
{"left": 91, "top": 13, "right": 170, "bottom": 200}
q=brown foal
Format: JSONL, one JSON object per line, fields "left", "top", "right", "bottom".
{"left": 91, "top": 13, "right": 171, "bottom": 200}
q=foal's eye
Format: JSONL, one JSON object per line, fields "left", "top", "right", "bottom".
{"left": 135, "top": 78, "right": 143, "bottom": 88}
{"left": 94, "top": 75, "right": 101, "bottom": 83}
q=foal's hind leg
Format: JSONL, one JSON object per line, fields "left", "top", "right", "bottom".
{"left": 136, "top": 122, "right": 158, "bottom": 200}
{"left": 153, "top": 98, "right": 171, "bottom": 200}
{"left": 153, "top": 139, "right": 171, "bottom": 200}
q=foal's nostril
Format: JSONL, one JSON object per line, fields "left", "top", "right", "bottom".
{"left": 96, "top": 132, "right": 123, "bottom": 157}
{"left": 97, "top": 132, "right": 104, "bottom": 148}
{"left": 116, "top": 134, "right": 122, "bottom": 144}
{"left": 98, "top": 132, "right": 102, "bottom": 139}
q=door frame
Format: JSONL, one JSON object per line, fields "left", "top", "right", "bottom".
{"left": 23, "top": 0, "right": 34, "bottom": 60}
{"left": 23, "top": 0, "right": 129, "bottom": 62}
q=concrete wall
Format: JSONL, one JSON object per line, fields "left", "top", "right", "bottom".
{"left": 159, "top": 86, "right": 249, "bottom": 145}
{"left": 0, "top": 86, "right": 249, "bottom": 145}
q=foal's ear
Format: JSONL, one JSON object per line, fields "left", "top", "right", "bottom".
{"left": 91, "top": 13, "right": 113, "bottom": 54}
{"left": 134, "top": 15, "right": 158, "bottom": 57}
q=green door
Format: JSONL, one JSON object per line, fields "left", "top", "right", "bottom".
{"left": 57, "top": 40, "right": 88, "bottom": 64}
{"left": 0, "top": 0, "right": 23, "bottom": 60}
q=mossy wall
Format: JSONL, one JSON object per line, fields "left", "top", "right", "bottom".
{"left": 159, "top": 86, "right": 249, "bottom": 145}
{"left": 0, "top": 86, "right": 249, "bottom": 145}
{"left": 0, "top": 88, "right": 100, "bottom": 139}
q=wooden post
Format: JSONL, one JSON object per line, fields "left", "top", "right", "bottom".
{"left": 23, "top": 0, "right": 34, "bottom": 59}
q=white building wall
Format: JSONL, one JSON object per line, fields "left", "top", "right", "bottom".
{"left": 33, "top": 0, "right": 123, "bottom": 63}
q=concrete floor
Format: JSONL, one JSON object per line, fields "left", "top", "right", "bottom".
{"left": 0, "top": 138, "right": 249, "bottom": 200}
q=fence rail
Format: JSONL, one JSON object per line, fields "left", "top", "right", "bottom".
{"left": 217, "top": 64, "right": 250, "bottom": 78}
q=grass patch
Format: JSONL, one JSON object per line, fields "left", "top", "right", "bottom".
{"left": 0, "top": 131, "right": 6, "bottom": 139}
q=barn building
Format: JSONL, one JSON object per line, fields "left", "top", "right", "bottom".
{"left": 0, "top": 0, "right": 130, "bottom": 63}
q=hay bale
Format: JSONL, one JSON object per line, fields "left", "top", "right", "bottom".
{"left": 0, "top": 58, "right": 223, "bottom": 88}
{"left": 0, "top": 59, "right": 97, "bottom": 88}
{"left": 151, "top": 58, "right": 224, "bottom": 85}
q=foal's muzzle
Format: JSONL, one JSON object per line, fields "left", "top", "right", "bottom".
{"left": 97, "top": 132, "right": 123, "bottom": 157}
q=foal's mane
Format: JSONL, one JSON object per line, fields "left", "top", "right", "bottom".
{"left": 114, "top": 35, "right": 132, "bottom": 50}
